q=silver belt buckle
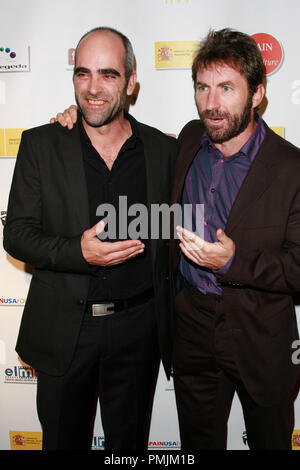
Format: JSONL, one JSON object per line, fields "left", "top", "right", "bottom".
{"left": 92, "top": 303, "right": 114, "bottom": 317}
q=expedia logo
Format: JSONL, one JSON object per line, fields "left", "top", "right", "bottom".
{"left": 0, "top": 46, "right": 16, "bottom": 59}
{"left": 0, "top": 297, "right": 26, "bottom": 306}
{"left": 252, "top": 33, "right": 284, "bottom": 76}
{"left": 0, "top": 44, "right": 30, "bottom": 72}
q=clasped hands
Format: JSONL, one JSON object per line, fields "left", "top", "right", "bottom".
{"left": 176, "top": 226, "right": 235, "bottom": 271}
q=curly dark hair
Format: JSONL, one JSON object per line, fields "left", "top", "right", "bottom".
{"left": 192, "top": 28, "right": 265, "bottom": 95}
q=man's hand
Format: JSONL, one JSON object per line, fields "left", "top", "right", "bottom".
{"left": 176, "top": 226, "right": 235, "bottom": 271}
{"left": 50, "top": 105, "right": 78, "bottom": 130}
{"left": 81, "top": 220, "right": 145, "bottom": 266}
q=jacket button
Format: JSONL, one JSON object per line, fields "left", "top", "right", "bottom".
{"left": 78, "top": 299, "right": 84, "bottom": 305}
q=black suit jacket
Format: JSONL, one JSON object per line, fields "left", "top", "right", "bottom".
{"left": 171, "top": 119, "right": 300, "bottom": 406}
{"left": 4, "top": 116, "right": 178, "bottom": 378}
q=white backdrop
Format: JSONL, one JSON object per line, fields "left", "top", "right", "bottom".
{"left": 1, "top": 0, "right": 300, "bottom": 451}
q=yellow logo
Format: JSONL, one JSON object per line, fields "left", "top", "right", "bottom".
{"left": 165, "top": 0, "right": 190, "bottom": 4}
{"left": 292, "top": 430, "right": 300, "bottom": 450}
{"left": 9, "top": 431, "right": 42, "bottom": 450}
{"left": 155, "top": 41, "right": 198, "bottom": 69}
{"left": 270, "top": 126, "right": 284, "bottom": 138}
{"left": 0, "top": 128, "right": 26, "bottom": 157}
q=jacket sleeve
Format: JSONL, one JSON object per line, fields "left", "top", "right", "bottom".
{"left": 3, "top": 130, "right": 92, "bottom": 274}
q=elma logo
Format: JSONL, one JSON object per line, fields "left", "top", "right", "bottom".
{"left": 4, "top": 365, "right": 37, "bottom": 384}
{"left": 252, "top": 33, "right": 284, "bottom": 76}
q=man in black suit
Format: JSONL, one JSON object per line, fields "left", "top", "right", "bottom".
{"left": 171, "top": 28, "right": 300, "bottom": 450}
{"left": 4, "top": 27, "right": 178, "bottom": 450}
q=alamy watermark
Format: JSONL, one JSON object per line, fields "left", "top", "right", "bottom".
{"left": 96, "top": 196, "right": 204, "bottom": 240}
{"left": 292, "top": 340, "right": 300, "bottom": 364}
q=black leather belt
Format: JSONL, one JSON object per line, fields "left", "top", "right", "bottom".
{"left": 85, "top": 287, "right": 154, "bottom": 317}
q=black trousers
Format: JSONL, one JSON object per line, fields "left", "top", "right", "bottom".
{"left": 36, "top": 298, "right": 160, "bottom": 450}
{"left": 173, "top": 282, "right": 293, "bottom": 450}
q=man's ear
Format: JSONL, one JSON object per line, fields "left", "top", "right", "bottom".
{"left": 252, "top": 83, "right": 265, "bottom": 109}
{"left": 126, "top": 71, "right": 137, "bottom": 96}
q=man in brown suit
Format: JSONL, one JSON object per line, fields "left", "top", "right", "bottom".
{"left": 171, "top": 28, "right": 300, "bottom": 450}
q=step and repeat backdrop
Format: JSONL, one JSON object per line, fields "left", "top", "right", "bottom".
{"left": 1, "top": 0, "right": 300, "bottom": 451}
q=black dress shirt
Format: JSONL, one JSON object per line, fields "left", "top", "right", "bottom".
{"left": 78, "top": 112, "right": 153, "bottom": 301}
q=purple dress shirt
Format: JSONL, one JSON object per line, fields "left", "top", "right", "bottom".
{"left": 179, "top": 115, "right": 266, "bottom": 295}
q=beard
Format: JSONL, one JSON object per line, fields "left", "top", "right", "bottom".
{"left": 198, "top": 93, "right": 253, "bottom": 144}
{"left": 75, "top": 89, "right": 127, "bottom": 128}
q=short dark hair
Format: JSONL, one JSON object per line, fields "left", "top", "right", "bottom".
{"left": 192, "top": 28, "right": 265, "bottom": 95}
{"left": 74, "top": 26, "right": 135, "bottom": 84}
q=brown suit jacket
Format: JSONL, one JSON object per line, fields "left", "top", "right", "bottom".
{"left": 171, "top": 119, "right": 300, "bottom": 406}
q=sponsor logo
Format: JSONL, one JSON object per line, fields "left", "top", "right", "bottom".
{"left": 0, "top": 297, "right": 26, "bottom": 306}
{"left": 148, "top": 440, "right": 180, "bottom": 449}
{"left": 291, "top": 80, "right": 300, "bottom": 105}
{"left": 0, "top": 44, "right": 30, "bottom": 73}
{"left": 165, "top": 0, "right": 190, "bottom": 4}
{"left": 157, "top": 46, "right": 173, "bottom": 62}
{"left": 155, "top": 41, "right": 199, "bottom": 69}
{"left": 4, "top": 365, "right": 37, "bottom": 384}
{"left": 1, "top": 210, "right": 6, "bottom": 227}
{"left": 68, "top": 48, "right": 75, "bottom": 65}
{"left": 292, "top": 430, "right": 300, "bottom": 449}
{"left": 0, "top": 128, "right": 26, "bottom": 157}
{"left": 92, "top": 435, "right": 105, "bottom": 449}
{"left": 66, "top": 48, "right": 75, "bottom": 71}
{"left": 270, "top": 126, "right": 284, "bottom": 138}
{"left": 9, "top": 431, "right": 42, "bottom": 450}
{"left": 252, "top": 33, "right": 284, "bottom": 76}
{"left": 0, "top": 46, "right": 16, "bottom": 59}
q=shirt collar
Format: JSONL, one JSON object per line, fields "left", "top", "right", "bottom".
{"left": 78, "top": 109, "right": 139, "bottom": 148}
{"left": 201, "top": 112, "right": 266, "bottom": 162}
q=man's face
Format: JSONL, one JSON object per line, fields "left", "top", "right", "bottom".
{"left": 73, "top": 31, "right": 135, "bottom": 128}
{"left": 195, "top": 62, "right": 254, "bottom": 143}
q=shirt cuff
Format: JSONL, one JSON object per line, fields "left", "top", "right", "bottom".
{"left": 213, "top": 251, "right": 235, "bottom": 276}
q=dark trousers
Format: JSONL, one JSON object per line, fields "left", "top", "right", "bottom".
{"left": 173, "top": 282, "right": 293, "bottom": 450}
{"left": 36, "top": 298, "right": 160, "bottom": 450}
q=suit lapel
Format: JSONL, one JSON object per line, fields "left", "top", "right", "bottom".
{"left": 225, "top": 126, "right": 279, "bottom": 235}
{"left": 59, "top": 124, "right": 90, "bottom": 231}
{"left": 138, "top": 123, "right": 162, "bottom": 270}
